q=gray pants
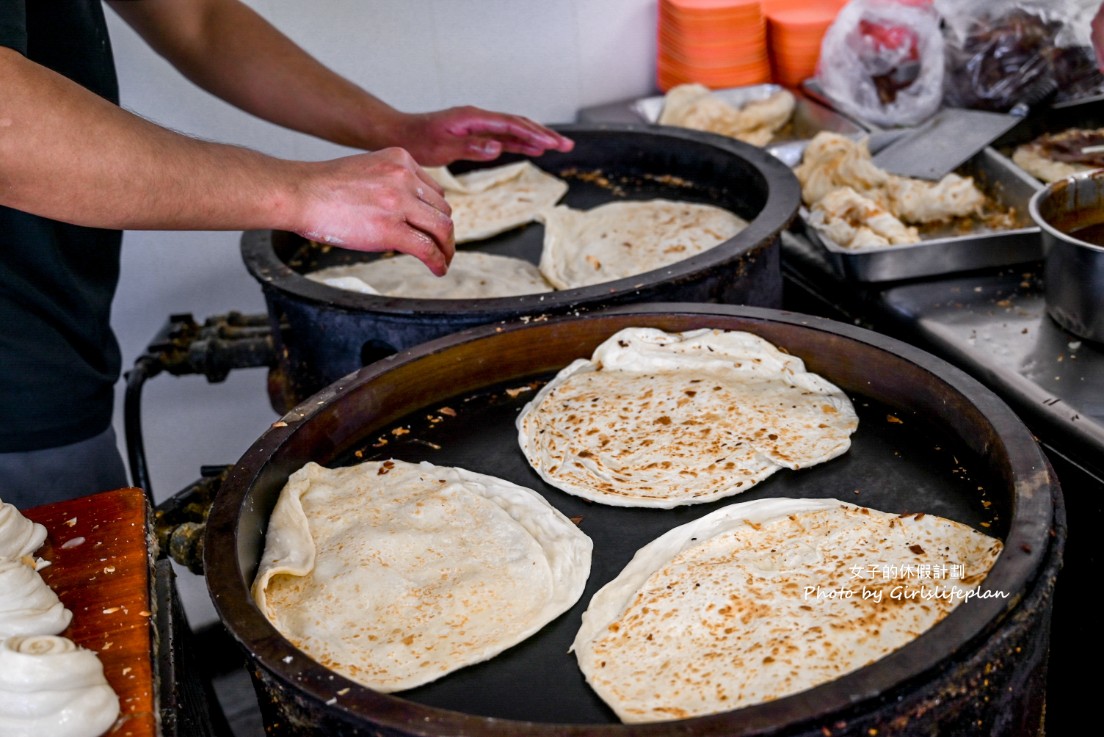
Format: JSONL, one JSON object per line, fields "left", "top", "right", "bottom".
{"left": 0, "top": 426, "right": 130, "bottom": 510}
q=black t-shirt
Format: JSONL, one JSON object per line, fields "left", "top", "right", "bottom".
{"left": 0, "top": 0, "right": 123, "bottom": 451}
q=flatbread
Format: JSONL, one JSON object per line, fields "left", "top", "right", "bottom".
{"left": 305, "top": 251, "right": 553, "bottom": 299}
{"left": 572, "top": 497, "right": 1004, "bottom": 723}
{"left": 537, "top": 200, "right": 748, "bottom": 289}
{"left": 252, "top": 459, "right": 592, "bottom": 693}
{"left": 1012, "top": 145, "right": 1091, "bottom": 183}
{"left": 516, "top": 327, "right": 858, "bottom": 508}
{"left": 426, "top": 161, "right": 569, "bottom": 242}
{"left": 795, "top": 132, "right": 986, "bottom": 224}
{"left": 658, "top": 84, "right": 796, "bottom": 147}
{"left": 806, "top": 186, "right": 920, "bottom": 249}
{"left": 1011, "top": 128, "right": 1104, "bottom": 183}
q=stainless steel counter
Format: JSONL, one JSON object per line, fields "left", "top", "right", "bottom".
{"left": 783, "top": 231, "right": 1104, "bottom": 470}
{"left": 781, "top": 230, "right": 1099, "bottom": 737}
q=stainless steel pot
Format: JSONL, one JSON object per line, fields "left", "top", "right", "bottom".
{"left": 1028, "top": 169, "right": 1104, "bottom": 342}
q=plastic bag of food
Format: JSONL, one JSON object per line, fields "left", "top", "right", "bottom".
{"left": 815, "top": 0, "right": 945, "bottom": 127}
{"left": 936, "top": 0, "right": 1104, "bottom": 111}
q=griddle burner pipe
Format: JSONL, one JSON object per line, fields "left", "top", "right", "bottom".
{"left": 123, "top": 312, "right": 277, "bottom": 498}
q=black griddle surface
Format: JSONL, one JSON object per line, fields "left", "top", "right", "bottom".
{"left": 327, "top": 374, "right": 1002, "bottom": 724}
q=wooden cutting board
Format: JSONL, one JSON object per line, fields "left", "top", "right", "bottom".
{"left": 24, "top": 487, "right": 159, "bottom": 737}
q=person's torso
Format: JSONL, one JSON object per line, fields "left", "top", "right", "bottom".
{"left": 0, "top": 0, "right": 125, "bottom": 451}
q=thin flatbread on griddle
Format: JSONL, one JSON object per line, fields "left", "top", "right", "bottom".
{"left": 516, "top": 327, "right": 857, "bottom": 508}
{"left": 537, "top": 200, "right": 748, "bottom": 289}
{"left": 305, "top": 251, "right": 553, "bottom": 299}
{"left": 572, "top": 497, "right": 1004, "bottom": 723}
{"left": 425, "top": 161, "right": 568, "bottom": 242}
{"left": 252, "top": 459, "right": 592, "bottom": 693}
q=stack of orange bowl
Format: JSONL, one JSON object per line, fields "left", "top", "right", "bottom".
{"left": 657, "top": 0, "right": 772, "bottom": 91}
{"left": 763, "top": 0, "right": 848, "bottom": 88}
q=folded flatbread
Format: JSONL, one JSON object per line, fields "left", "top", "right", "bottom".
{"left": 425, "top": 161, "right": 568, "bottom": 242}
{"left": 658, "top": 84, "right": 796, "bottom": 147}
{"left": 572, "top": 497, "right": 1004, "bottom": 723}
{"left": 795, "top": 132, "right": 986, "bottom": 235}
{"left": 252, "top": 459, "right": 592, "bottom": 692}
{"left": 537, "top": 200, "right": 748, "bottom": 289}
{"left": 516, "top": 327, "right": 858, "bottom": 508}
{"left": 806, "top": 186, "right": 920, "bottom": 249}
{"left": 305, "top": 251, "right": 553, "bottom": 299}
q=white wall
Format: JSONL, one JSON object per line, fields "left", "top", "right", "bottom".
{"left": 105, "top": 0, "right": 657, "bottom": 626}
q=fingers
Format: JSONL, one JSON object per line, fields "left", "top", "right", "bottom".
{"left": 409, "top": 165, "right": 454, "bottom": 274}
{"left": 444, "top": 108, "right": 575, "bottom": 157}
{"left": 413, "top": 163, "right": 447, "bottom": 200}
{"left": 403, "top": 197, "right": 455, "bottom": 275}
{"left": 301, "top": 149, "right": 455, "bottom": 276}
{"left": 372, "top": 149, "right": 454, "bottom": 274}
{"left": 412, "top": 166, "right": 451, "bottom": 217}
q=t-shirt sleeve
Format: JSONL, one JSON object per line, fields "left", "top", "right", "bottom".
{"left": 0, "top": 0, "right": 27, "bottom": 54}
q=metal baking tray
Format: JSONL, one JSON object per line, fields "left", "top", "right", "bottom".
{"left": 630, "top": 84, "right": 867, "bottom": 155}
{"left": 799, "top": 146, "right": 1043, "bottom": 282}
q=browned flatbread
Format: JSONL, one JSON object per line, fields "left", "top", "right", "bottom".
{"left": 516, "top": 327, "right": 857, "bottom": 508}
{"left": 537, "top": 200, "right": 747, "bottom": 289}
{"left": 572, "top": 497, "right": 1004, "bottom": 723}
{"left": 1012, "top": 127, "right": 1104, "bottom": 183}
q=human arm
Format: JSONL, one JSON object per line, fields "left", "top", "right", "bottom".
{"left": 0, "top": 46, "right": 453, "bottom": 273}
{"left": 1093, "top": 0, "right": 1104, "bottom": 72}
{"left": 105, "top": 0, "right": 574, "bottom": 166}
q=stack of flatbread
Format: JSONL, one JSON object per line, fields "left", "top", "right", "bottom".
{"left": 658, "top": 84, "right": 796, "bottom": 147}
{"left": 516, "top": 327, "right": 858, "bottom": 508}
{"left": 795, "top": 132, "right": 988, "bottom": 249}
{"left": 572, "top": 497, "right": 1004, "bottom": 723}
{"left": 252, "top": 459, "right": 592, "bottom": 692}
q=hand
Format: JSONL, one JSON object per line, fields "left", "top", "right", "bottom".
{"left": 395, "top": 106, "right": 575, "bottom": 167}
{"left": 294, "top": 148, "right": 455, "bottom": 275}
{"left": 1094, "top": 1, "right": 1104, "bottom": 72}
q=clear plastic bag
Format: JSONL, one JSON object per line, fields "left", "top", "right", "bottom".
{"left": 815, "top": 0, "right": 945, "bottom": 128}
{"left": 936, "top": 0, "right": 1104, "bottom": 111}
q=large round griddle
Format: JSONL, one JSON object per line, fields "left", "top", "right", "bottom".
{"left": 241, "top": 125, "right": 800, "bottom": 410}
{"left": 205, "top": 304, "right": 1057, "bottom": 736}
